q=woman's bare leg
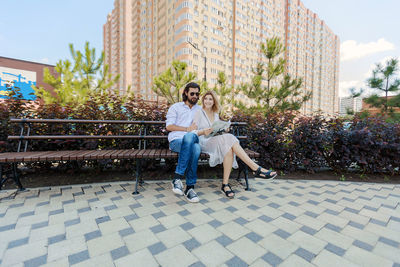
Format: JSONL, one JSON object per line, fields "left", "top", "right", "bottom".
{"left": 222, "top": 148, "right": 234, "bottom": 197}
{"left": 232, "top": 142, "right": 276, "bottom": 176}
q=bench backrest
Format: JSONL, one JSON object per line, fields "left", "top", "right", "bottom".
{"left": 8, "top": 118, "right": 248, "bottom": 152}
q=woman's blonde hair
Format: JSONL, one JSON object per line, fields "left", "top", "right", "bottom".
{"left": 201, "top": 90, "right": 221, "bottom": 113}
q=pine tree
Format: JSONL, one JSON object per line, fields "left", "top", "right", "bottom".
{"left": 212, "top": 72, "right": 234, "bottom": 116}
{"left": 151, "top": 60, "right": 197, "bottom": 104}
{"left": 234, "top": 37, "right": 311, "bottom": 116}
{"left": 363, "top": 58, "right": 400, "bottom": 116}
{"left": 34, "top": 42, "right": 119, "bottom": 106}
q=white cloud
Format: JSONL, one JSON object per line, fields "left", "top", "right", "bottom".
{"left": 340, "top": 38, "right": 395, "bottom": 62}
{"left": 39, "top": 58, "right": 50, "bottom": 64}
{"left": 339, "top": 80, "right": 365, "bottom": 97}
{"left": 363, "top": 56, "right": 399, "bottom": 78}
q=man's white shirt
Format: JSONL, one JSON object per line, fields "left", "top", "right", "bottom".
{"left": 166, "top": 102, "right": 201, "bottom": 142}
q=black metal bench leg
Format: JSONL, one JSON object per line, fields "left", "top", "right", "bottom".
{"left": 133, "top": 159, "right": 141, "bottom": 195}
{"left": 0, "top": 164, "right": 4, "bottom": 190}
{"left": 244, "top": 165, "right": 250, "bottom": 191}
{"left": 12, "top": 163, "right": 25, "bottom": 191}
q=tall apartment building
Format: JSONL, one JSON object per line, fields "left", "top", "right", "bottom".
{"left": 104, "top": 0, "right": 339, "bottom": 114}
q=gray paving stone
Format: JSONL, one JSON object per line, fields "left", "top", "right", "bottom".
{"left": 180, "top": 222, "right": 195, "bottom": 231}
{"left": 7, "top": 237, "right": 29, "bottom": 249}
{"left": 325, "top": 223, "right": 342, "bottom": 233}
{"left": 219, "top": 197, "right": 230, "bottom": 203}
{"left": 259, "top": 215, "right": 273, "bottom": 223}
{"left": 226, "top": 206, "right": 238, "bottom": 212}
{"left": 294, "top": 247, "right": 316, "bottom": 262}
{"left": 64, "top": 218, "right": 80, "bottom": 227}
{"left": 111, "top": 245, "right": 130, "bottom": 260}
{"left": 153, "top": 201, "right": 166, "bottom": 208}
{"left": 111, "top": 196, "right": 123, "bottom": 201}
{"left": 300, "top": 225, "right": 317, "bottom": 235}
{"left": 282, "top": 212, "right": 296, "bottom": 220}
{"left": 245, "top": 232, "right": 263, "bottom": 243}
{"left": 364, "top": 205, "right": 378, "bottom": 211}
{"left": 289, "top": 201, "right": 300, "bottom": 207}
{"left": 370, "top": 218, "right": 387, "bottom": 226}
{"left": 73, "top": 191, "right": 84, "bottom": 197}
{"left": 348, "top": 221, "right": 365, "bottom": 230}
{"left": 304, "top": 211, "right": 318, "bottom": 218}
{"left": 344, "top": 207, "right": 359, "bottom": 214}
{"left": 95, "top": 215, "right": 111, "bottom": 224}
{"left": 77, "top": 207, "right": 91, "bottom": 213}
{"left": 393, "top": 263, "right": 400, "bottom": 267}
{"left": 124, "top": 213, "right": 139, "bottom": 221}
{"left": 378, "top": 237, "right": 400, "bottom": 248}
{"left": 150, "top": 224, "right": 167, "bottom": 234}
{"left": 208, "top": 219, "right": 223, "bottom": 228}
{"left": 353, "top": 240, "right": 374, "bottom": 251}
{"left": 325, "top": 209, "right": 339, "bottom": 215}
{"left": 183, "top": 238, "right": 201, "bottom": 251}
{"left": 216, "top": 235, "right": 234, "bottom": 247}
{"left": 248, "top": 204, "right": 260, "bottom": 210}
{"left": 268, "top": 202, "right": 280, "bottom": 209}
{"left": 199, "top": 198, "right": 209, "bottom": 204}
{"left": 225, "top": 256, "right": 248, "bottom": 267}
{"left": 381, "top": 204, "right": 396, "bottom": 210}
{"left": 9, "top": 202, "right": 24, "bottom": 208}
{"left": 293, "top": 192, "right": 303, "bottom": 197}
{"left": 189, "top": 261, "right": 206, "bottom": 267}
{"left": 152, "top": 211, "right": 166, "bottom": 219}
{"left": 262, "top": 252, "right": 283, "bottom": 266}
{"left": 325, "top": 243, "right": 346, "bottom": 256}
{"left": 48, "top": 208, "right": 64, "bottom": 216}
{"left": 31, "top": 221, "right": 48, "bottom": 230}
{"left": 234, "top": 217, "right": 249, "bottom": 225}
{"left": 68, "top": 250, "right": 89, "bottom": 265}
{"left": 257, "top": 194, "right": 268, "bottom": 200}
{"left": 178, "top": 209, "right": 191, "bottom": 216}
{"left": 36, "top": 201, "right": 50, "bottom": 207}
{"left": 24, "top": 254, "right": 47, "bottom": 267}
{"left": 62, "top": 199, "right": 74, "bottom": 205}
{"left": 84, "top": 230, "right": 102, "bottom": 242}
{"left": 391, "top": 216, "right": 400, "bottom": 222}
{"left": 104, "top": 204, "right": 118, "bottom": 211}
{"left": 119, "top": 227, "right": 135, "bottom": 237}
{"left": 48, "top": 234, "right": 66, "bottom": 245}
{"left": 129, "top": 203, "right": 142, "bottom": 210}
{"left": 274, "top": 229, "right": 291, "bottom": 239}
{"left": 307, "top": 200, "right": 319, "bottom": 205}
{"left": 324, "top": 198, "right": 337, "bottom": 204}
{"left": 202, "top": 207, "right": 215, "bottom": 215}
{"left": 148, "top": 242, "right": 167, "bottom": 255}
{"left": 87, "top": 197, "right": 99, "bottom": 203}
{"left": 238, "top": 196, "right": 249, "bottom": 201}
{"left": 95, "top": 191, "right": 105, "bottom": 195}
{"left": 19, "top": 211, "right": 35, "bottom": 218}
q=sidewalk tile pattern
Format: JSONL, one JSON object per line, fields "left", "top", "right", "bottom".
{"left": 0, "top": 179, "right": 399, "bottom": 266}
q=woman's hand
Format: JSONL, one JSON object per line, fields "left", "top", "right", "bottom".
{"left": 187, "top": 122, "right": 197, "bottom": 132}
{"left": 225, "top": 127, "right": 230, "bottom": 133}
{"left": 203, "top": 128, "right": 213, "bottom": 136}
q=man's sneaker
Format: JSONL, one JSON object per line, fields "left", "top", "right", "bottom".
{"left": 172, "top": 179, "right": 184, "bottom": 196}
{"left": 185, "top": 188, "right": 200, "bottom": 203}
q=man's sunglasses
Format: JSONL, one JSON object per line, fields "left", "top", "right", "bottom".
{"left": 190, "top": 92, "right": 200, "bottom": 96}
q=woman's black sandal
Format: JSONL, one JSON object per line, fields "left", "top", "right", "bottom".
{"left": 254, "top": 166, "right": 277, "bottom": 180}
{"left": 221, "top": 184, "right": 235, "bottom": 198}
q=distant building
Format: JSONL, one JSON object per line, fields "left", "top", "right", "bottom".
{"left": 0, "top": 56, "right": 56, "bottom": 100}
{"left": 339, "top": 96, "right": 362, "bottom": 115}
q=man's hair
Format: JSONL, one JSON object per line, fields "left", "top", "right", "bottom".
{"left": 182, "top": 82, "right": 200, "bottom": 102}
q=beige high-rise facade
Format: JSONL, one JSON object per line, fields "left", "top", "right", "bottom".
{"left": 104, "top": 0, "right": 339, "bottom": 114}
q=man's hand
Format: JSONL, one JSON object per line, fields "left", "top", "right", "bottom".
{"left": 187, "top": 122, "right": 197, "bottom": 132}
{"left": 203, "top": 128, "right": 213, "bottom": 136}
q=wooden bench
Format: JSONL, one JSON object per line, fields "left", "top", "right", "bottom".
{"left": 0, "top": 118, "right": 259, "bottom": 193}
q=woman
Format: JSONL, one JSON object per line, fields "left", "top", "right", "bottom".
{"left": 193, "top": 91, "right": 277, "bottom": 198}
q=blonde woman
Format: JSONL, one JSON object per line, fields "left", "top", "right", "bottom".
{"left": 193, "top": 91, "right": 277, "bottom": 198}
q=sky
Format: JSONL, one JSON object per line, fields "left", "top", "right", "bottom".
{"left": 1, "top": 0, "right": 399, "bottom": 97}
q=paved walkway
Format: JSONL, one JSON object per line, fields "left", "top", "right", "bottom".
{"left": 0, "top": 179, "right": 399, "bottom": 267}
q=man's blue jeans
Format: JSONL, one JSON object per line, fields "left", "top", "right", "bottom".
{"left": 169, "top": 132, "right": 200, "bottom": 186}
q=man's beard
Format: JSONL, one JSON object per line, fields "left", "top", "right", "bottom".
{"left": 188, "top": 97, "right": 198, "bottom": 105}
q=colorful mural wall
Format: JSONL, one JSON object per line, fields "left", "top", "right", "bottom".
{"left": 0, "top": 66, "right": 37, "bottom": 100}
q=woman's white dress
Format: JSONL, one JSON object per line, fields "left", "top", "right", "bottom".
{"left": 193, "top": 109, "right": 239, "bottom": 168}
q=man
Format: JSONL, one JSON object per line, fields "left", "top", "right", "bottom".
{"left": 166, "top": 82, "right": 201, "bottom": 203}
